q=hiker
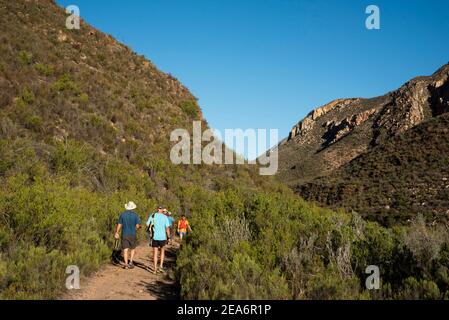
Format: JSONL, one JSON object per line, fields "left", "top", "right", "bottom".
{"left": 146, "top": 206, "right": 171, "bottom": 274}
{"left": 177, "top": 215, "right": 192, "bottom": 241}
{"left": 165, "top": 210, "right": 175, "bottom": 243}
{"left": 115, "top": 201, "right": 141, "bottom": 269}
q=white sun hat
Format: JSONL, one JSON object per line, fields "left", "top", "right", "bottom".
{"left": 125, "top": 201, "right": 137, "bottom": 210}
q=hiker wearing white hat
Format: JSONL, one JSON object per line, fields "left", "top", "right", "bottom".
{"left": 115, "top": 201, "right": 141, "bottom": 269}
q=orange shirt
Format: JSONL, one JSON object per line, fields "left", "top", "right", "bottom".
{"left": 178, "top": 219, "right": 190, "bottom": 233}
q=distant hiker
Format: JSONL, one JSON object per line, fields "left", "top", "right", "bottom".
{"left": 115, "top": 201, "right": 141, "bottom": 269}
{"left": 146, "top": 206, "right": 171, "bottom": 274}
{"left": 177, "top": 215, "right": 192, "bottom": 241}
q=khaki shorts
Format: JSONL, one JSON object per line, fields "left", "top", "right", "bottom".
{"left": 122, "top": 235, "right": 137, "bottom": 249}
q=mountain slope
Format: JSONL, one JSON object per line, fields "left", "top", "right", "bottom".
{"left": 0, "top": 0, "right": 280, "bottom": 299}
{"left": 276, "top": 63, "right": 449, "bottom": 225}
{"left": 0, "top": 0, "right": 277, "bottom": 195}
{"left": 298, "top": 113, "right": 449, "bottom": 225}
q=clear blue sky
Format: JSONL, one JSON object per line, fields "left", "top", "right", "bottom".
{"left": 57, "top": 0, "right": 449, "bottom": 159}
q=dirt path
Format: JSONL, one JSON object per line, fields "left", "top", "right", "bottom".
{"left": 63, "top": 241, "right": 180, "bottom": 300}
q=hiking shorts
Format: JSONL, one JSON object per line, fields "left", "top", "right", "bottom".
{"left": 122, "top": 235, "right": 137, "bottom": 250}
{"left": 151, "top": 240, "right": 167, "bottom": 248}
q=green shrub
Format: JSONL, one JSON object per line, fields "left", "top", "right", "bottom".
{"left": 305, "top": 271, "right": 366, "bottom": 300}
{"left": 24, "top": 115, "right": 43, "bottom": 132}
{"left": 21, "top": 87, "right": 35, "bottom": 105}
{"left": 50, "top": 140, "right": 90, "bottom": 174}
{"left": 180, "top": 100, "right": 199, "bottom": 118}
{"left": 51, "top": 74, "right": 80, "bottom": 93}
{"left": 78, "top": 92, "right": 89, "bottom": 104}
{"left": 35, "top": 63, "right": 54, "bottom": 76}
{"left": 17, "top": 51, "right": 33, "bottom": 65}
{"left": 398, "top": 277, "right": 441, "bottom": 300}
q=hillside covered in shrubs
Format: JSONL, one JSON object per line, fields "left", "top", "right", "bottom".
{"left": 1, "top": 0, "right": 449, "bottom": 300}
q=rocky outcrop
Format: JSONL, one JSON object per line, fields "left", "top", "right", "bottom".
{"left": 288, "top": 99, "right": 357, "bottom": 140}
{"left": 322, "top": 108, "right": 377, "bottom": 147}
{"left": 371, "top": 64, "right": 449, "bottom": 146}
{"left": 277, "top": 62, "right": 449, "bottom": 185}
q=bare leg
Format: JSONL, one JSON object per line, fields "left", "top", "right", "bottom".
{"left": 153, "top": 247, "right": 158, "bottom": 271}
{"left": 130, "top": 249, "right": 135, "bottom": 264}
{"left": 123, "top": 248, "right": 129, "bottom": 265}
{"left": 160, "top": 246, "right": 166, "bottom": 268}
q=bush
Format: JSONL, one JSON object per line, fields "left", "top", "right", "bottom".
{"left": 78, "top": 92, "right": 89, "bottom": 104}
{"left": 21, "top": 87, "right": 35, "bottom": 105}
{"left": 51, "top": 74, "right": 80, "bottom": 93}
{"left": 24, "top": 115, "right": 43, "bottom": 132}
{"left": 306, "top": 271, "right": 366, "bottom": 300}
{"left": 35, "top": 63, "right": 54, "bottom": 76}
{"left": 398, "top": 277, "right": 441, "bottom": 300}
{"left": 180, "top": 100, "right": 199, "bottom": 118}
{"left": 17, "top": 51, "right": 33, "bottom": 65}
{"left": 50, "top": 140, "right": 90, "bottom": 174}
{"left": 402, "top": 215, "right": 448, "bottom": 271}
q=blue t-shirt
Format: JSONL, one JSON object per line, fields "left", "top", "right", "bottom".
{"left": 167, "top": 216, "right": 175, "bottom": 227}
{"left": 118, "top": 211, "right": 141, "bottom": 237}
{"left": 147, "top": 213, "right": 170, "bottom": 241}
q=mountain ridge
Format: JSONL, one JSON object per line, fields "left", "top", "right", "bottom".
{"left": 276, "top": 62, "right": 449, "bottom": 225}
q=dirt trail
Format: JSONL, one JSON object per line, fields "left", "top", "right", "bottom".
{"left": 63, "top": 241, "right": 180, "bottom": 300}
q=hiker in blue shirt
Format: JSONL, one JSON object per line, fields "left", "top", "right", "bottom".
{"left": 115, "top": 201, "right": 141, "bottom": 269}
{"left": 146, "top": 206, "right": 171, "bottom": 274}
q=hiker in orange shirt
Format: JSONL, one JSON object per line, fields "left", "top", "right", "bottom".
{"left": 177, "top": 215, "right": 192, "bottom": 241}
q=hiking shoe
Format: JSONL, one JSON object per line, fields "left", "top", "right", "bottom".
{"left": 122, "top": 265, "right": 130, "bottom": 270}
{"left": 147, "top": 266, "right": 157, "bottom": 274}
{"left": 129, "top": 262, "right": 135, "bottom": 269}
{"left": 158, "top": 266, "right": 167, "bottom": 273}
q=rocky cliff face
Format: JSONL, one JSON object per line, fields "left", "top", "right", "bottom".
{"left": 276, "top": 63, "right": 449, "bottom": 224}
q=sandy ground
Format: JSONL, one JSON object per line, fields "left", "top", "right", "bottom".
{"left": 62, "top": 241, "right": 179, "bottom": 300}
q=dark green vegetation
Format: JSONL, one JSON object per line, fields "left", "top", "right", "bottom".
{"left": 177, "top": 189, "right": 449, "bottom": 299}
{"left": 298, "top": 113, "right": 449, "bottom": 226}
{"left": 1, "top": 0, "right": 449, "bottom": 300}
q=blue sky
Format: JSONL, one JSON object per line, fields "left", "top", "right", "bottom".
{"left": 57, "top": 0, "right": 449, "bottom": 159}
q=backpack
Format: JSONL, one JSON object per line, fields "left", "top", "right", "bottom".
{"left": 146, "top": 213, "right": 156, "bottom": 245}
{"left": 111, "top": 238, "right": 122, "bottom": 265}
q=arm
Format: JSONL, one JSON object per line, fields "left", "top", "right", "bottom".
{"left": 115, "top": 224, "right": 122, "bottom": 239}
{"left": 166, "top": 217, "right": 171, "bottom": 240}
{"left": 135, "top": 215, "right": 142, "bottom": 230}
{"left": 187, "top": 221, "right": 193, "bottom": 232}
{"left": 166, "top": 227, "right": 171, "bottom": 240}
